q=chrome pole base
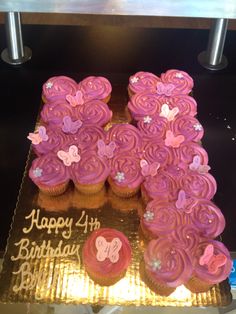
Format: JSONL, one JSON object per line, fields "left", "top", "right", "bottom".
{"left": 198, "top": 51, "right": 228, "bottom": 70}
{"left": 1, "top": 46, "right": 32, "bottom": 65}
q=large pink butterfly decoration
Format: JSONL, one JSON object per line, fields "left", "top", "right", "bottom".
{"left": 66, "top": 90, "right": 84, "bottom": 107}
{"left": 97, "top": 140, "right": 116, "bottom": 159}
{"left": 199, "top": 244, "right": 227, "bottom": 274}
{"left": 62, "top": 116, "right": 82, "bottom": 134}
{"left": 140, "top": 159, "right": 160, "bottom": 177}
{"left": 160, "top": 104, "right": 179, "bottom": 121}
{"left": 57, "top": 145, "right": 81, "bottom": 166}
{"left": 95, "top": 236, "right": 122, "bottom": 263}
{"left": 156, "top": 82, "right": 175, "bottom": 96}
{"left": 189, "top": 155, "right": 211, "bottom": 174}
{"left": 165, "top": 130, "right": 185, "bottom": 148}
{"left": 27, "top": 126, "right": 48, "bottom": 145}
{"left": 175, "top": 190, "right": 193, "bottom": 213}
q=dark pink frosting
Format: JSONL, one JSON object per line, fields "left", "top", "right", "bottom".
{"left": 82, "top": 228, "right": 131, "bottom": 278}
{"left": 76, "top": 125, "right": 105, "bottom": 152}
{"left": 144, "top": 238, "right": 193, "bottom": 287}
{"left": 71, "top": 150, "right": 110, "bottom": 184}
{"left": 128, "top": 71, "right": 161, "bottom": 94}
{"left": 128, "top": 91, "right": 162, "bottom": 120}
{"left": 78, "top": 76, "right": 112, "bottom": 102}
{"left": 156, "top": 95, "right": 197, "bottom": 117}
{"left": 137, "top": 115, "right": 168, "bottom": 142}
{"left": 160, "top": 69, "right": 194, "bottom": 95}
{"left": 192, "top": 240, "right": 232, "bottom": 284}
{"left": 42, "top": 76, "right": 77, "bottom": 102}
{"left": 177, "top": 142, "right": 209, "bottom": 169}
{"left": 29, "top": 154, "right": 70, "bottom": 187}
{"left": 190, "top": 199, "right": 225, "bottom": 238}
{"left": 170, "top": 115, "right": 204, "bottom": 142}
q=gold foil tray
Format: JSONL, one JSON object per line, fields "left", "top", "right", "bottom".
{"left": 0, "top": 84, "right": 232, "bottom": 306}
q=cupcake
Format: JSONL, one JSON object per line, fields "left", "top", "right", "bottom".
{"left": 82, "top": 228, "right": 132, "bottom": 286}
{"left": 42, "top": 75, "right": 78, "bottom": 103}
{"left": 77, "top": 76, "right": 112, "bottom": 103}
{"left": 76, "top": 124, "right": 105, "bottom": 153}
{"left": 143, "top": 238, "right": 193, "bottom": 296}
{"left": 29, "top": 153, "right": 70, "bottom": 196}
{"left": 137, "top": 115, "right": 168, "bottom": 142}
{"left": 128, "top": 71, "right": 160, "bottom": 98}
{"left": 185, "top": 240, "right": 232, "bottom": 293}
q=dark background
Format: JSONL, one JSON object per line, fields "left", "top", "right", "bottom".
{"left": 0, "top": 24, "right": 235, "bottom": 251}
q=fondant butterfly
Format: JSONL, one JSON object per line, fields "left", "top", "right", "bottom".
{"left": 140, "top": 159, "right": 160, "bottom": 177}
{"left": 57, "top": 145, "right": 81, "bottom": 166}
{"left": 27, "top": 126, "right": 48, "bottom": 145}
{"left": 95, "top": 236, "right": 122, "bottom": 263}
{"left": 160, "top": 104, "right": 179, "bottom": 121}
{"left": 165, "top": 130, "right": 185, "bottom": 148}
{"left": 62, "top": 116, "right": 82, "bottom": 134}
{"left": 199, "top": 244, "right": 227, "bottom": 274}
{"left": 189, "top": 155, "right": 211, "bottom": 174}
{"left": 97, "top": 140, "right": 116, "bottom": 159}
{"left": 66, "top": 90, "right": 84, "bottom": 107}
{"left": 175, "top": 190, "right": 193, "bottom": 213}
{"left": 156, "top": 82, "right": 175, "bottom": 96}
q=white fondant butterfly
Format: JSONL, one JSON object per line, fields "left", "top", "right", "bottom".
{"left": 57, "top": 145, "right": 81, "bottom": 166}
{"left": 140, "top": 159, "right": 160, "bottom": 177}
{"left": 97, "top": 139, "right": 116, "bottom": 159}
{"left": 66, "top": 90, "right": 84, "bottom": 107}
{"left": 159, "top": 104, "right": 179, "bottom": 121}
{"left": 95, "top": 236, "right": 122, "bottom": 263}
{"left": 27, "top": 126, "right": 48, "bottom": 145}
{"left": 189, "top": 155, "right": 211, "bottom": 174}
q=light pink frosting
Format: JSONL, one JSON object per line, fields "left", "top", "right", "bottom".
{"left": 144, "top": 238, "right": 193, "bottom": 287}
{"left": 78, "top": 76, "right": 112, "bottom": 102}
{"left": 190, "top": 199, "right": 225, "bottom": 238}
{"left": 157, "top": 95, "right": 197, "bottom": 117}
{"left": 71, "top": 150, "right": 110, "bottom": 184}
{"left": 29, "top": 154, "right": 70, "bottom": 187}
{"left": 137, "top": 115, "right": 167, "bottom": 142}
{"left": 82, "top": 228, "right": 131, "bottom": 278}
{"left": 42, "top": 76, "right": 77, "bottom": 102}
{"left": 179, "top": 170, "right": 217, "bottom": 200}
{"left": 128, "top": 91, "right": 162, "bottom": 120}
{"left": 192, "top": 240, "right": 232, "bottom": 284}
{"left": 128, "top": 71, "right": 161, "bottom": 94}
{"left": 160, "top": 69, "right": 194, "bottom": 95}
{"left": 177, "top": 142, "right": 209, "bottom": 169}
{"left": 76, "top": 125, "right": 105, "bottom": 152}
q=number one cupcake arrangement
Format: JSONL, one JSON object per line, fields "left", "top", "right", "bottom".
{"left": 27, "top": 71, "right": 232, "bottom": 295}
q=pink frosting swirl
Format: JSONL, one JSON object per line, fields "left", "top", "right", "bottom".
{"left": 143, "top": 169, "right": 179, "bottom": 201}
{"left": 128, "top": 71, "right": 161, "bottom": 94}
{"left": 141, "top": 199, "right": 187, "bottom": 238}
{"left": 76, "top": 125, "right": 105, "bottom": 152}
{"left": 107, "top": 124, "right": 142, "bottom": 154}
{"left": 82, "top": 228, "right": 131, "bottom": 278}
{"left": 128, "top": 91, "right": 162, "bottom": 120}
{"left": 160, "top": 69, "right": 194, "bottom": 95}
{"left": 41, "top": 99, "right": 75, "bottom": 127}
{"left": 71, "top": 150, "right": 110, "bottom": 184}
{"left": 110, "top": 154, "right": 143, "bottom": 188}
{"left": 170, "top": 115, "right": 204, "bottom": 142}
{"left": 157, "top": 95, "right": 197, "bottom": 117}
{"left": 137, "top": 115, "right": 168, "bottom": 142}
{"left": 78, "top": 76, "right": 112, "bottom": 102}
{"left": 190, "top": 199, "right": 225, "bottom": 238}
{"left": 42, "top": 76, "right": 77, "bottom": 102}
{"left": 29, "top": 154, "right": 70, "bottom": 187}
{"left": 193, "top": 240, "right": 232, "bottom": 284}
{"left": 179, "top": 170, "right": 217, "bottom": 200}
{"left": 144, "top": 238, "right": 193, "bottom": 287}
{"left": 74, "top": 99, "right": 112, "bottom": 126}
{"left": 177, "top": 142, "right": 209, "bottom": 169}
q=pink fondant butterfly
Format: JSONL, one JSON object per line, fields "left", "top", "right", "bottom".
{"left": 175, "top": 190, "right": 193, "bottom": 213}
{"left": 97, "top": 140, "right": 116, "bottom": 159}
{"left": 57, "top": 145, "right": 81, "bottom": 166}
{"left": 66, "top": 90, "right": 84, "bottom": 107}
{"left": 156, "top": 82, "right": 175, "bottom": 96}
{"left": 95, "top": 236, "right": 122, "bottom": 263}
{"left": 165, "top": 130, "right": 185, "bottom": 148}
{"left": 189, "top": 155, "right": 211, "bottom": 174}
{"left": 62, "top": 116, "right": 82, "bottom": 134}
{"left": 160, "top": 104, "right": 179, "bottom": 121}
{"left": 27, "top": 126, "right": 48, "bottom": 145}
{"left": 140, "top": 159, "right": 160, "bottom": 177}
{"left": 199, "top": 244, "right": 227, "bottom": 274}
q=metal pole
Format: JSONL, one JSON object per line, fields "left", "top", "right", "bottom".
{"left": 198, "top": 18, "right": 228, "bottom": 70}
{"left": 1, "top": 12, "right": 32, "bottom": 65}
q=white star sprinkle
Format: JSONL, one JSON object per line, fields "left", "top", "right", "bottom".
{"left": 46, "top": 82, "right": 53, "bottom": 89}
{"left": 131, "top": 77, "right": 139, "bottom": 83}
{"left": 33, "top": 167, "right": 43, "bottom": 178}
{"left": 193, "top": 123, "right": 202, "bottom": 131}
{"left": 175, "top": 72, "right": 184, "bottom": 78}
{"left": 144, "top": 211, "right": 154, "bottom": 221}
{"left": 143, "top": 116, "right": 152, "bottom": 124}
{"left": 115, "top": 172, "right": 125, "bottom": 183}
{"left": 150, "top": 259, "right": 161, "bottom": 271}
